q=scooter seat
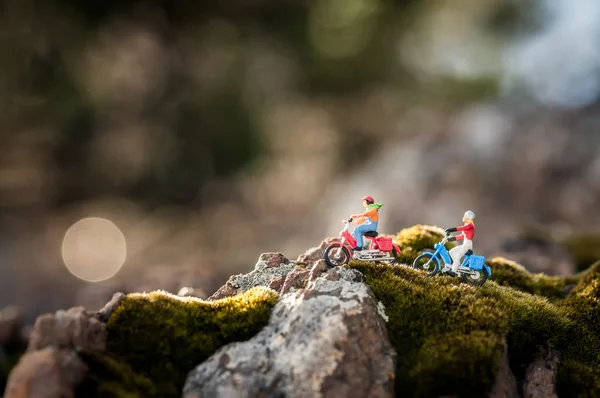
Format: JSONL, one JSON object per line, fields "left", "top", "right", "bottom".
{"left": 465, "top": 249, "right": 473, "bottom": 256}
{"left": 364, "top": 231, "right": 379, "bottom": 237}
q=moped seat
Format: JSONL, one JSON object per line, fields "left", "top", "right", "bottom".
{"left": 364, "top": 231, "right": 379, "bottom": 237}
{"left": 465, "top": 249, "right": 473, "bottom": 256}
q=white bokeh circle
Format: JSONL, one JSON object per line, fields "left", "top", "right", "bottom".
{"left": 61, "top": 217, "right": 127, "bottom": 282}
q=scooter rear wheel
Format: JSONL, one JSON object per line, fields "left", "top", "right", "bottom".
{"left": 382, "top": 247, "right": 399, "bottom": 266}
{"left": 462, "top": 267, "right": 489, "bottom": 286}
{"left": 324, "top": 244, "right": 351, "bottom": 268}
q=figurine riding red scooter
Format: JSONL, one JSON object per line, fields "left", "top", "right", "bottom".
{"left": 323, "top": 196, "right": 400, "bottom": 267}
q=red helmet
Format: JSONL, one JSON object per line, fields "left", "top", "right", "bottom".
{"left": 362, "top": 196, "right": 374, "bottom": 204}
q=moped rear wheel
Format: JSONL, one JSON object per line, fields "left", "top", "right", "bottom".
{"left": 324, "top": 244, "right": 351, "bottom": 268}
{"left": 462, "top": 267, "right": 489, "bottom": 286}
{"left": 412, "top": 250, "right": 440, "bottom": 277}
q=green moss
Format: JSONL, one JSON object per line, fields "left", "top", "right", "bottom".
{"left": 347, "top": 260, "right": 593, "bottom": 397}
{"left": 393, "top": 224, "right": 452, "bottom": 264}
{"left": 410, "top": 331, "right": 506, "bottom": 397}
{"left": 554, "top": 261, "right": 600, "bottom": 397}
{"left": 94, "top": 286, "right": 278, "bottom": 398}
{"left": 76, "top": 350, "right": 157, "bottom": 398}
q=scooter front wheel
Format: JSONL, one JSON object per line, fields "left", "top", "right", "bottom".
{"left": 412, "top": 251, "right": 440, "bottom": 277}
{"left": 324, "top": 244, "right": 351, "bottom": 268}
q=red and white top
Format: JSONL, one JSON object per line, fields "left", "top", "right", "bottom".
{"left": 455, "top": 222, "right": 474, "bottom": 241}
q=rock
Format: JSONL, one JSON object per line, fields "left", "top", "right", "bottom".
{"left": 207, "top": 281, "right": 239, "bottom": 301}
{"left": 308, "top": 259, "right": 329, "bottom": 283}
{"left": 96, "top": 292, "right": 126, "bottom": 323}
{"left": 177, "top": 287, "right": 208, "bottom": 299}
{"left": 296, "top": 238, "right": 338, "bottom": 265}
{"left": 27, "top": 307, "right": 107, "bottom": 352}
{"left": 259, "top": 252, "right": 290, "bottom": 268}
{"left": 208, "top": 252, "right": 298, "bottom": 300}
{"left": 4, "top": 346, "right": 87, "bottom": 398}
{"left": 488, "top": 350, "right": 519, "bottom": 398}
{"left": 5, "top": 292, "right": 126, "bottom": 397}
{"left": 523, "top": 349, "right": 559, "bottom": 398}
{"left": 267, "top": 275, "right": 286, "bottom": 293}
{"left": 0, "top": 306, "right": 24, "bottom": 346}
{"left": 280, "top": 268, "right": 309, "bottom": 294}
{"left": 183, "top": 266, "right": 396, "bottom": 398}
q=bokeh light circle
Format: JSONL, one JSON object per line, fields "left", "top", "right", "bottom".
{"left": 61, "top": 217, "right": 127, "bottom": 282}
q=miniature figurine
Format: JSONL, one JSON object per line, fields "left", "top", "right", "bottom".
{"left": 342, "top": 196, "right": 382, "bottom": 251}
{"left": 443, "top": 210, "right": 476, "bottom": 277}
{"left": 324, "top": 196, "right": 400, "bottom": 267}
{"left": 412, "top": 226, "right": 491, "bottom": 286}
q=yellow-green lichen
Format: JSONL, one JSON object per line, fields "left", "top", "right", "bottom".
{"left": 348, "top": 260, "right": 600, "bottom": 398}
{"left": 87, "top": 286, "right": 279, "bottom": 398}
{"left": 393, "top": 224, "right": 452, "bottom": 264}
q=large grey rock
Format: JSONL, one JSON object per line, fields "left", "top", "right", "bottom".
{"left": 183, "top": 266, "right": 396, "bottom": 398}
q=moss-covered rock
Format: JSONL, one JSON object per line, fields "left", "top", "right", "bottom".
{"left": 554, "top": 261, "right": 600, "bottom": 397}
{"left": 562, "top": 234, "right": 600, "bottom": 272}
{"left": 486, "top": 257, "right": 583, "bottom": 302}
{"left": 348, "top": 259, "right": 600, "bottom": 398}
{"left": 82, "top": 286, "right": 279, "bottom": 398}
{"left": 61, "top": 225, "right": 600, "bottom": 397}
{"left": 392, "top": 224, "right": 452, "bottom": 264}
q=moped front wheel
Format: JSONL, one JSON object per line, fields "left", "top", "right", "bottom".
{"left": 324, "top": 244, "right": 351, "bottom": 268}
{"left": 412, "top": 250, "right": 440, "bottom": 277}
{"left": 462, "top": 266, "right": 489, "bottom": 286}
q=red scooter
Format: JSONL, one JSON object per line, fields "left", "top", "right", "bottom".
{"left": 323, "top": 218, "right": 400, "bottom": 267}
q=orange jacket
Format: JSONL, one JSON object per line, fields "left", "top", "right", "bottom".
{"left": 352, "top": 208, "right": 378, "bottom": 225}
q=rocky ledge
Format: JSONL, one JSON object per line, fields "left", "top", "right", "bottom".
{"left": 2, "top": 225, "right": 600, "bottom": 398}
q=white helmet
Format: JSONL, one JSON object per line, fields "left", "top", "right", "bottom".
{"left": 463, "top": 210, "right": 475, "bottom": 221}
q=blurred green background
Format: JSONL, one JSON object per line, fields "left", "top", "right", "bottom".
{"left": 1, "top": 0, "right": 600, "bottom": 322}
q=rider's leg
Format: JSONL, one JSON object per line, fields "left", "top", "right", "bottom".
{"left": 449, "top": 240, "right": 472, "bottom": 273}
{"left": 351, "top": 224, "right": 366, "bottom": 249}
{"left": 352, "top": 222, "right": 377, "bottom": 249}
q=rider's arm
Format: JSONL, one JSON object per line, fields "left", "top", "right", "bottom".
{"left": 351, "top": 209, "right": 375, "bottom": 222}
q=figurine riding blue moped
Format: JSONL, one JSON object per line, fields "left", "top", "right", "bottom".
{"left": 412, "top": 234, "right": 491, "bottom": 286}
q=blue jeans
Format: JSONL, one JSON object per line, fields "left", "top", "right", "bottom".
{"left": 352, "top": 221, "right": 378, "bottom": 248}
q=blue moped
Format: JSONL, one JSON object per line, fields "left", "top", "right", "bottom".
{"left": 411, "top": 235, "right": 492, "bottom": 286}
